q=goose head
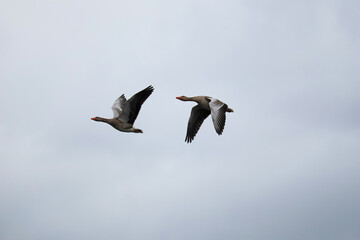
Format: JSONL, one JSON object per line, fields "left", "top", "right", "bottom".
{"left": 91, "top": 117, "right": 101, "bottom": 121}
{"left": 176, "top": 96, "right": 191, "bottom": 101}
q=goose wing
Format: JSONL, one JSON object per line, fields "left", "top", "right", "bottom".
{"left": 185, "top": 105, "right": 211, "bottom": 143}
{"left": 111, "top": 94, "right": 127, "bottom": 118}
{"left": 209, "top": 98, "right": 227, "bottom": 135}
{"left": 118, "top": 85, "right": 154, "bottom": 124}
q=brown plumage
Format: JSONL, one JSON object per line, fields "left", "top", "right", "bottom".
{"left": 91, "top": 85, "right": 154, "bottom": 133}
{"left": 176, "top": 95, "right": 234, "bottom": 143}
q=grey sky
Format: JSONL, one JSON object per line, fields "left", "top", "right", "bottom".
{"left": 1, "top": 1, "right": 359, "bottom": 239}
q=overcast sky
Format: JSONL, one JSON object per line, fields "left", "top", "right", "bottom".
{"left": 1, "top": 1, "right": 359, "bottom": 239}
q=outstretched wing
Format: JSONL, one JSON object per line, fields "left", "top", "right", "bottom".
{"left": 185, "top": 105, "right": 211, "bottom": 143}
{"left": 112, "top": 94, "right": 127, "bottom": 118}
{"left": 119, "top": 85, "right": 154, "bottom": 124}
{"left": 208, "top": 98, "right": 227, "bottom": 135}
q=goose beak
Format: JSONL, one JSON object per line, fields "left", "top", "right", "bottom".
{"left": 91, "top": 117, "right": 96, "bottom": 120}
{"left": 176, "top": 96, "right": 181, "bottom": 99}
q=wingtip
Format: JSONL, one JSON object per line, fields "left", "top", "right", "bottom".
{"left": 147, "top": 85, "right": 154, "bottom": 91}
{"left": 185, "top": 136, "right": 193, "bottom": 143}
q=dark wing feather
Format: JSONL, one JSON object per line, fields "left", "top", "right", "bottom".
{"left": 185, "top": 105, "right": 211, "bottom": 143}
{"left": 119, "top": 85, "right": 154, "bottom": 124}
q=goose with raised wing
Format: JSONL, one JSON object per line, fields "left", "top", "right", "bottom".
{"left": 91, "top": 85, "right": 154, "bottom": 133}
{"left": 176, "top": 95, "right": 234, "bottom": 143}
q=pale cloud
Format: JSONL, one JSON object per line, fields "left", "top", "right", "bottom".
{"left": 0, "top": 1, "right": 359, "bottom": 239}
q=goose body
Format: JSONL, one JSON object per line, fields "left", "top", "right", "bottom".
{"left": 91, "top": 85, "right": 154, "bottom": 133}
{"left": 176, "top": 95, "right": 234, "bottom": 143}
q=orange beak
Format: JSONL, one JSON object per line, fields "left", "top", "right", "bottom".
{"left": 91, "top": 117, "right": 96, "bottom": 120}
{"left": 176, "top": 96, "right": 181, "bottom": 99}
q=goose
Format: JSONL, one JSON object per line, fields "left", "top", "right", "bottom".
{"left": 91, "top": 85, "right": 154, "bottom": 133}
{"left": 176, "top": 96, "right": 234, "bottom": 143}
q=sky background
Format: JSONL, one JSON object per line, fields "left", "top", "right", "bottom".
{"left": 1, "top": 0, "right": 359, "bottom": 239}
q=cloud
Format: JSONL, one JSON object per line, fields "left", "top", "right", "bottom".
{"left": 1, "top": 0, "right": 359, "bottom": 239}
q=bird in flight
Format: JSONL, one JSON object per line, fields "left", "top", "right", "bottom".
{"left": 91, "top": 85, "right": 154, "bottom": 133}
{"left": 176, "top": 95, "right": 233, "bottom": 143}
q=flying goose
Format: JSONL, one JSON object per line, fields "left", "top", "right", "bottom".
{"left": 91, "top": 85, "right": 154, "bottom": 133}
{"left": 176, "top": 95, "right": 234, "bottom": 143}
